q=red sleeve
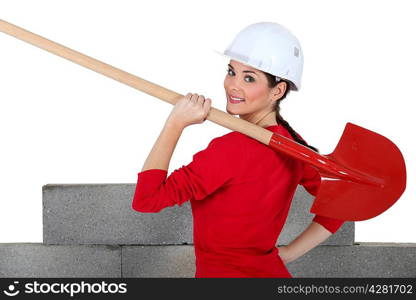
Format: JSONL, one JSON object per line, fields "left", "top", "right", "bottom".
{"left": 132, "top": 134, "right": 242, "bottom": 213}
{"left": 299, "top": 163, "right": 345, "bottom": 234}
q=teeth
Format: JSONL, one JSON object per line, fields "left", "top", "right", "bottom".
{"left": 230, "top": 96, "right": 244, "bottom": 101}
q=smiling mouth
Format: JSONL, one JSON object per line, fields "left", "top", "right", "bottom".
{"left": 228, "top": 95, "right": 245, "bottom": 104}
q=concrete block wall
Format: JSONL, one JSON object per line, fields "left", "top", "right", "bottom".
{"left": 0, "top": 184, "right": 415, "bottom": 278}
{"left": 42, "top": 184, "right": 353, "bottom": 246}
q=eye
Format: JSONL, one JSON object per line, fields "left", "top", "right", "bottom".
{"left": 227, "top": 68, "right": 255, "bottom": 83}
{"left": 244, "top": 76, "right": 255, "bottom": 83}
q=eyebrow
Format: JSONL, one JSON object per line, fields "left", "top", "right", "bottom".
{"left": 228, "top": 64, "right": 258, "bottom": 75}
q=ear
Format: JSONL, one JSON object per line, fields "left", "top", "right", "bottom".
{"left": 270, "top": 81, "right": 287, "bottom": 103}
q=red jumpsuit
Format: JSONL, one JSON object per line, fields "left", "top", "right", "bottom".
{"left": 132, "top": 124, "right": 344, "bottom": 277}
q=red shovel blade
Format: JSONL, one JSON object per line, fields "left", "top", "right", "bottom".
{"left": 269, "top": 123, "right": 407, "bottom": 221}
{"left": 311, "top": 123, "right": 406, "bottom": 221}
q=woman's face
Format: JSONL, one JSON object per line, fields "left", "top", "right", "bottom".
{"left": 223, "top": 60, "right": 280, "bottom": 122}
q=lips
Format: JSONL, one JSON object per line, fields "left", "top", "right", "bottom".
{"left": 228, "top": 94, "right": 245, "bottom": 104}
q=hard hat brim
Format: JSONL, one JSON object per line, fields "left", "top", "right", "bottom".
{"left": 212, "top": 48, "right": 299, "bottom": 91}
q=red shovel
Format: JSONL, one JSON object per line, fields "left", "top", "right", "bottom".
{"left": 0, "top": 19, "right": 407, "bottom": 221}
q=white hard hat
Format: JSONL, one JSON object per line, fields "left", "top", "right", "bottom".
{"left": 219, "top": 22, "right": 304, "bottom": 91}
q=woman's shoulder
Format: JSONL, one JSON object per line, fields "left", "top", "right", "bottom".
{"left": 189, "top": 131, "right": 247, "bottom": 164}
{"left": 209, "top": 130, "right": 250, "bottom": 147}
{"left": 206, "top": 125, "right": 296, "bottom": 152}
{"left": 200, "top": 131, "right": 248, "bottom": 158}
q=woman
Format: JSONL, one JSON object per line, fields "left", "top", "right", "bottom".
{"left": 132, "top": 22, "right": 344, "bottom": 277}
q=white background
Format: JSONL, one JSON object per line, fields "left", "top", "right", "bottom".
{"left": 0, "top": 0, "right": 414, "bottom": 243}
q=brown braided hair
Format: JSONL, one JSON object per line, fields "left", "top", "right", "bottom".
{"left": 261, "top": 72, "right": 319, "bottom": 153}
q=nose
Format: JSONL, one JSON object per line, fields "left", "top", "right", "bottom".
{"left": 226, "top": 76, "right": 242, "bottom": 93}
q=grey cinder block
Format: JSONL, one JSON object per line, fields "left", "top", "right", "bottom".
{"left": 287, "top": 243, "right": 416, "bottom": 277}
{"left": 43, "top": 184, "right": 193, "bottom": 245}
{"left": 43, "top": 184, "right": 353, "bottom": 245}
{"left": 0, "top": 243, "right": 121, "bottom": 277}
{"left": 122, "top": 245, "right": 195, "bottom": 278}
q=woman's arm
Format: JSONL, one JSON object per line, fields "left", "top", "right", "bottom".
{"left": 278, "top": 221, "right": 332, "bottom": 264}
{"left": 141, "top": 93, "right": 212, "bottom": 172}
{"left": 141, "top": 121, "right": 184, "bottom": 172}
{"left": 286, "top": 162, "right": 345, "bottom": 264}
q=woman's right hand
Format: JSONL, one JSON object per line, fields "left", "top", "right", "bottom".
{"left": 166, "top": 93, "right": 212, "bottom": 129}
{"left": 278, "top": 246, "right": 295, "bottom": 264}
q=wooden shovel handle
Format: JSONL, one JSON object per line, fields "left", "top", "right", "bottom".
{"left": 0, "top": 19, "right": 273, "bottom": 145}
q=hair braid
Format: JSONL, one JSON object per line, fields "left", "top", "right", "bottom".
{"left": 262, "top": 72, "right": 319, "bottom": 153}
